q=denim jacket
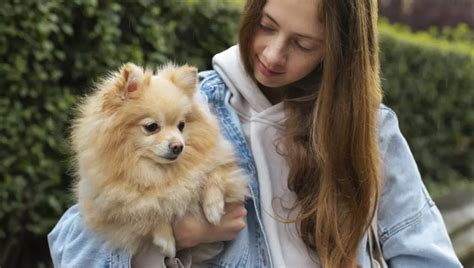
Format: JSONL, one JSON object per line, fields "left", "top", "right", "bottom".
{"left": 48, "top": 70, "right": 461, "bottom": 268}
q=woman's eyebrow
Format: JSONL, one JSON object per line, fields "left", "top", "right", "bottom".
{"left": 263, "top": 12, "right": 279, "bottom": 26}
{"left": 263, "top": 12, "right": 323, "bottom": 42}
{"left": 296, "top": 33, "right": 323, "bottom": 42}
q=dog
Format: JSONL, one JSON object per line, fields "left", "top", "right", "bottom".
{"left": 71, "top": 63, "right": 249, "bottom": 258}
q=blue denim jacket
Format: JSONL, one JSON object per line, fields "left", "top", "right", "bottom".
{"left": 48, "top": 70, "right": 461, "bottom": 267}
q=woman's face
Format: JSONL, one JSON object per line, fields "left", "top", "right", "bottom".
{"left": 252, "top": 0, "right": 324, "bottom": 89}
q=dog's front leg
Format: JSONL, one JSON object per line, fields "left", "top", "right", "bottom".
{"left": 152, "top": 221, "right": 176, "bottom": 258}
{"left": 202, "top": 183, "right": 225, "bottom": 225}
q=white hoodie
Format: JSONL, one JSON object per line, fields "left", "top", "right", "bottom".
{"left": 213, "top": 45, "right": 320, "bottom": 267}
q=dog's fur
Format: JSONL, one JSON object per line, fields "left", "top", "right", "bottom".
{"left": 72, "top": 63, "right": 248, "bottom": 257}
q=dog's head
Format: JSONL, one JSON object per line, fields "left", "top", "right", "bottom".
{"left": 97, "top": 63, "right": 199, "bottom": 165}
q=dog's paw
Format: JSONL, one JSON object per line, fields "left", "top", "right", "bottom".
{"left": 153, "top": 236, "right": 176, "bottom": 258}
{"left": 203, "top": 198, "right": 225, "bottom": 225}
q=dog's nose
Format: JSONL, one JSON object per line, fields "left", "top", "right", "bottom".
{"left": 169, "top": 142, "right": 183, "bottom": 155}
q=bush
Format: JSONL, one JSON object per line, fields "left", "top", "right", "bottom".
{"left": 0, "top": 1, "right": 240, "bottom": 267}
{"left": 378, "top": 20, "right": 474, "bottom": 194}
{"left": 426, "top": 23, "right": 474, "bottom": 44}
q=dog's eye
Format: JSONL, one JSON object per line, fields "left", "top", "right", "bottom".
{"left": 177, "top": 121, "right": 185, "bottom": 132}
{"left": 143, "top": 122, "right": 160, "bottom": 133}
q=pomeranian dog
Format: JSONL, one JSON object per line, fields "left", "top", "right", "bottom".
{"left": 71, "top": 63, "right": 248, "bottom": 258}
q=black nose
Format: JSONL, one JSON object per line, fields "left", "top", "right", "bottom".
{"left": 170, "top": 142, "right": 183, "bottom": 155}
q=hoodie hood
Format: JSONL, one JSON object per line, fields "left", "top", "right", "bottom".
{"left": 212, "top": 45, "right": 284, "bottom": 123}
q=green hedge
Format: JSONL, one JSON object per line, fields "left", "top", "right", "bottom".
{"left": 0, "top": 0, "right": 472, "bottom": 266}
{"left": 0, "top": 1, "right": 240, "bottom": 267}
{"left": 378, "top": 20, "right": 474, "bottom": 197}
{"left": 426, "top": 23, "right": 474, "bottom": 44}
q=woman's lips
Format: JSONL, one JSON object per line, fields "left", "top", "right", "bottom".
{"left": 257, "top": 58, "right": 283, "bottom": 77}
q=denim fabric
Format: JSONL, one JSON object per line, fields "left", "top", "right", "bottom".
{"left": 197, "top": 70, "right": 272, "bottom": 268}
{"left": 48, "top": 70, "right": 461, "bottom": 268}
{"left": 48, "top": 204, "right": 130, "bottom": 268}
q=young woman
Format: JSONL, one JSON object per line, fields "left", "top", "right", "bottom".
{"left": 49, "top": 0, "right": 461, "bottom": 267}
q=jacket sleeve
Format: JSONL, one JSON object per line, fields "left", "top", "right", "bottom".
{"left": 48, "top": 204, "right": 130, "bottom": 268}
{"left": 376, "top": 106, "right": 462, "bottom": 267}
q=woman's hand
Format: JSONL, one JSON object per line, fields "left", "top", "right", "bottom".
{"left": 173, "top": 202, "right": 247, "bottom": 250}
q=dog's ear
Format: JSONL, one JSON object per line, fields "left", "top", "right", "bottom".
{"left": 161, "top": 64, "right": 198, "bottom": 98}
{"left": 118, "top": 63, "right": 151, "bottom": 100}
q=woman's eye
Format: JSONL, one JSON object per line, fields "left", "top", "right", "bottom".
{"left": 294, "top": 41, "right": 313, "bottom": 52}
{"left": 177, "top": 121, "right": 185, "bottom": 132}
{"left": 144, "top": 122, "right": 160, "bottom": 133}
{"left": 259, "top": 23, "right": 274, "bottom": 32}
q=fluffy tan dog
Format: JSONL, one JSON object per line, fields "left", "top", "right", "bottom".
{"left": 71, "top": 63, "right": 248, "bottom": 257}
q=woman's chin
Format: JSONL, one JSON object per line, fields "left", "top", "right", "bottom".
{"left": 254, "top": 73, "right": 283, "bottom": 88}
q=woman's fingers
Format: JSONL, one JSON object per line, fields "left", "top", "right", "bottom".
{"left": 173, "top": 202, "right": 247, "bottom": 249}
{"left": 224, "top": 202, "right": 247, "bottom": 219}
{"left": 215, "top": 202, "right": 247, "bottom": 240}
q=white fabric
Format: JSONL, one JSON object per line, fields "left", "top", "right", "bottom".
{"left": 213, "top": 45, "right": 320, "bottom": 267}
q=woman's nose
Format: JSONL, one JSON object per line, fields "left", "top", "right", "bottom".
{"left": 263, "top": 36, "right": 287, "bottom": 67}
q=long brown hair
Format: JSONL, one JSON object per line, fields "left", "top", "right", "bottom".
{"left": 239, "top": 0, "right": 383, "bottom": 267}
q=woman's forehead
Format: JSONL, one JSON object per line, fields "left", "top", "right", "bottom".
{"left": 263, "top": 0, "right": 323, "bottom": 40}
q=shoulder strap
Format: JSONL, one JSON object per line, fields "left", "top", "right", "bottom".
{"left": 368, "top": 209, "right": 388, "bottom": 268}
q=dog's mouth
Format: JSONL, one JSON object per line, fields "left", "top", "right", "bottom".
{"left": 161, "top": 155, "right": 178, "bottom": 161}
{"left": 149, "top": 148, "right": 183, "bottom": 163}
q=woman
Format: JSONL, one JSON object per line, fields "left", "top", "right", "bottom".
{"left": 49, "top": 0, "right": 461, "bottom": 267}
